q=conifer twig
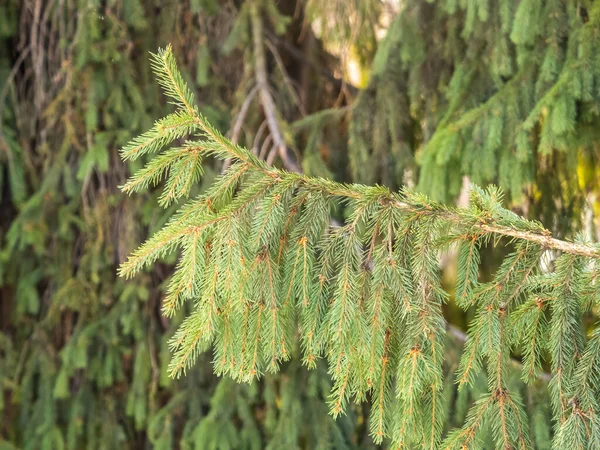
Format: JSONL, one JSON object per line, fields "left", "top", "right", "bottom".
{"left": 222, "top": 85, "right": 259, "bottom": 171}
{"left": 230, "top": 85, "right": 259, "bottom": 145}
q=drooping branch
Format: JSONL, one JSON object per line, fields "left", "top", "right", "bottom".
{"left": 148, "top": 45, "right": 597, "bottom": 259}
{"left": 119, "top": 46, "right": 600, "bottom": 448}
{"left": 190, "top": 107, "right": 600, "bottom": 260}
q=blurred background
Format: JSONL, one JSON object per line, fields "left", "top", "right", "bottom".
{"left": 1, "top": 0, "right": 600, "bottom": 448}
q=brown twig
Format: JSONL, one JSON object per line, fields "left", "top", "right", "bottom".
{"left": 230, "top": 84, "right": 259, "bottom": 145}
{"left": 223, "top": 84, "right": 259, "bottom": 171}
{"left": 0, "top": 46, "right": 31, "bottom": 157}
{"left": 478, "top": 223, "right": 598, "bottom": 258}
{"left": 264, "top": 39, "right": 306, "bottom": 116}
{"left": 250, "top": 3, "right": 302, "bottom": 173}
{"left": 264, "top": 30, "right": 358, "bottom": 96}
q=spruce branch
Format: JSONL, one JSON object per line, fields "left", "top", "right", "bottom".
{"left": 150, "top": 45, "right": 197, "bottom": 115}
{"left": 119, "top": 46, "right": 600, "bottom": 448}
{"left": 130, "top": 81, "right": 599, "bottom": 257}
{"left": 187, "top": 118, "right": 600, "bottom": 258}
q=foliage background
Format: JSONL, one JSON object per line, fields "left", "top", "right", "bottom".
{"left": 2, "top": 0, "right": 600, "bottom": 448}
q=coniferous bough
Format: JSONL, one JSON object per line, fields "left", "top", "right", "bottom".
{"left": 120, "top": 46, "right": 600, "bottom": 449}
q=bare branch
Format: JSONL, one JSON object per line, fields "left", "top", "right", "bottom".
{"left": 250, "top": 3, "right": 302, "bottom": 173}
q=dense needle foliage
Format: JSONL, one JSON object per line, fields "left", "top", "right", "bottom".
{"left": 121, "top": 47, "right": 600, "bottom": 449}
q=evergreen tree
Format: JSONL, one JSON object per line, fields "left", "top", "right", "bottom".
{"left": 3, "top": 1, "right": 600, "bottom": 449}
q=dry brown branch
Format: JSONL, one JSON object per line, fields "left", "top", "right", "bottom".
{"left": 250, "top": 2, "right": 302, "bottom": 173}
